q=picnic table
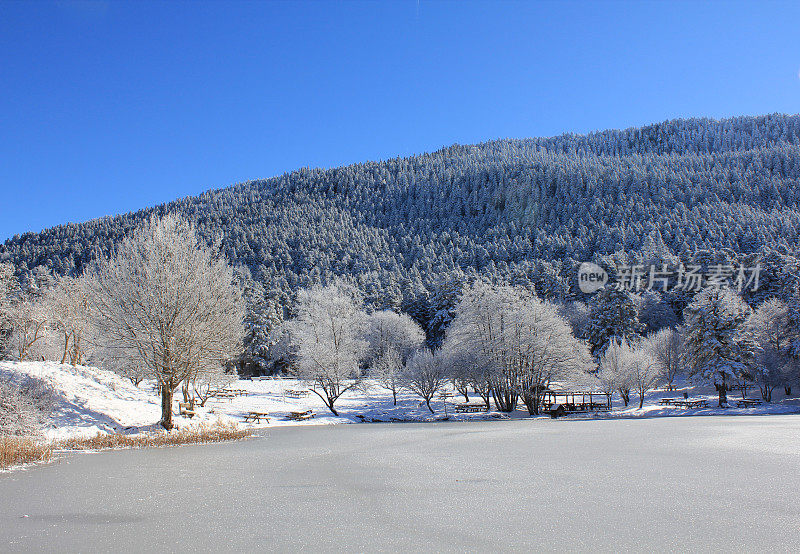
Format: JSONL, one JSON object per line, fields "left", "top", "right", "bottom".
{"left": 659, "top": 398, "right": 677, "bottom": 406}
{"left": 243, "top": 411, "right": 270, "bottom": 423}
{"left": 284, "top": 389, "right": 311, "bottom": 398}
{"left": 670, "top": 399, "right": 708, "bottom": 409}
{"left": 736, "top": 398, "right": 763, "bottom": 408}
{"left": 288, "top": 409, "right": 315, "bottom": 421}
{"left": 178, "top": 401, "right": 195, "bottom": 418}
{"left": 455, "top": 403, "right": 488, "bottom": 413}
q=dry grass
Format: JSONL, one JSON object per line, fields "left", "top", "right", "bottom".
{"left": 0, "top": 435, "right": 54, "bottom": 470}
{"left": 57, "top": 421, "right": 252, "bottom": 451}
{"left": 1, "top": 421, "right": 251, "bottom": 470}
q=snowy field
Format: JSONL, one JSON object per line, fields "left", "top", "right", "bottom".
{"left": 2, "top": 361, "right": 800, "bottom": 441}
{"left": 2, "top": 415, "right": 799, "bottom": 551}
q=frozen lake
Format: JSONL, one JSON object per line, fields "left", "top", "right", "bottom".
{"left": 2, "top": 415, "right": 800, "bottom": 552}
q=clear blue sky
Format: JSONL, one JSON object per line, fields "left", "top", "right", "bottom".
{"left": 2, "top": 0, "right": 799, "bottom": 241}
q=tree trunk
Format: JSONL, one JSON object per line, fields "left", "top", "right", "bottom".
{"left": 392, "top": 390, "right": 397, "bottom": 405}
{"left": 160, "top": 383, "right": 174, "bottom": 430}
{"left": 638, "top": 393, "right": 644, "bottom": 409}
{"left": 425, "top": 398, "right": 434, "bottom": 413}
{"left": 326, "top": 398, "right": 339, "bottom": 416}
{"left": 61, "top": 331, "right": 71, "bottom": 365}
{"left": 785, "top": 386, "right": 792, "bottom": 396}
{"left": 717, "top": 376, "right": 727, "bottom": 407}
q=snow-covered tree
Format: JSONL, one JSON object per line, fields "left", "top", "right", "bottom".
{"left": 625, "top": 341, "right": 660, "bottom": 409}
{"left": 89, "top": 214, "right": 245, "bottom": 429}
{"left": 286, "top": 282, "right": 367, "bottom": 416}
{"left": 371, "top": 345, "right": 404, "bottom": 405}
{"left": 191, "top": 365, "right": 237, "bottom": 407}
{"left": 44, "top": 275, "right": 92, "bottom": 365}
{"left": 598, "top": 340, "right": 633, "bottom": 407}
{"left": 585, "top": 287, "right": 642, "bottom": 356}
{"left": 403, "top": 348, "right": 448, "bottom": 413}
{"left": 0, "top": 375, "right": 55, "bottom": 436}
{"left": 749, "top": 298, "right": 792, "bottom": 401}
{"left": 0, "top": 262, "right": 17, "bottom": 357}
{"left": 684, "top": 288, "right": 756, "bottom": 407}
{"left": 446, "top": 281, "right": 592, "bottom": 414}
{"left": 7, "top": 299, "right": 47, "bottom": 362}
{"left": 646, "top": 327, "right": 685, "bottom": 390}
{"left": 638, "top": 291, "right": 678, "bottom": 334}
{"left": 363, "top": 310, "right": 425, "bottom": 366}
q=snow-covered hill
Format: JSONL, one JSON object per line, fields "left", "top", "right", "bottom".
{"left": 0, "top": 362, "right": 498, "bottom": 440}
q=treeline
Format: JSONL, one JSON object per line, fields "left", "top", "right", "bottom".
{"left": 4, "top": 114, "right": 800, "bottom": 357}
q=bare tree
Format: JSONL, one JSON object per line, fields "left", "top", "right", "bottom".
{"left": 403, "top": 348, "right": 448, "bottom": 413}
{"left": 191, "top": 365, "right": 237, "bottom": 407}
{"left": 89, "top": 214, "right": 245, "bottom": 429}
{"left": 286, "top": 282, "right": 367, "bottom": 416}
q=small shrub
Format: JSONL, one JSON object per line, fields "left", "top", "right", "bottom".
{"left": 0, "top": 436, "right": 53, "bottom": 469}
{"left": 58, "top": 421, "right": 251, "bottom": 451}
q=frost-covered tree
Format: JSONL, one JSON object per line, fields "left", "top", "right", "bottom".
{"left": 585, "top": 287, "right": 642, "bottom": 356}
{"left": 446, "top": 281, "right": 592, "bottom": 414}
{"left": 0, "top": 263, "right": 17, "bottom": 357}
{"left": 89, "top": 214, "right": 245, "bottom": 429}
{"left": 626, "top": 341, "right": 660, "bottom": 409}
{"left": 0, "top": 375, "right": 55, "bottom": 436}
{"left": 7, "top": 299, "right": 47, "bottom": 362}
{"left": 638, "top": 291, "right": 678, "bottom": 334}
{"left": 44, "top": 275, "right": 92, "bottom": 365}
{"left": 403, "top": 348, "right": 448, "bottom": 413}
{"left": 287, "top": 282, "right": 367, "bottom": 416}
{"left": 363, "top": 310, "right": 425, "bottom": 366}
{"left": 558, "top": 300, "right": 590, "bottom": 340}
{"left": 191, "top": 365, "right": 237, "bottom": 407}
{"left": 371, "top": 345, "right": 404, "bottom": 405}
{"left": 646, "top": 327, "right": 685, "bottom": 390}
{"left": 749, "top": 298, "right": 792, "bottom": 401}
{"left": 598, "top": 340, "right": 633, "bottom": 407}
{"left": 684, "top": 288, "right": 756, "bottom": 407}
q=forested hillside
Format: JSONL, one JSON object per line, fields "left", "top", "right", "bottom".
{"left": 4, "top": 114, "right": 800, "bottom": 350}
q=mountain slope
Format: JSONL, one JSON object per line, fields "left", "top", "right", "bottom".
{"left": 4, "top": 113, "right": 800, "bottom": 338}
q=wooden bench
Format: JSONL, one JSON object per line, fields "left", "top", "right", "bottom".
{"left": 736, "top": 399, "right": 763, "bottom": 408}
{"left": 178, "top": 402, "right": 195, "bottom": 418}
{"left": 243, "top": 411, "right": 270, "bottom": 423}
{"left": 455, "top": 403, "right": 488, "bottom": 413}
{"left": 288, "top": 410, "right": 315, "bottom": 421}
{"left": 659, "top": 398, "right": 677, "bottom": 406}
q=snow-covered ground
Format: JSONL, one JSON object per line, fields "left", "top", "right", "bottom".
{"left": 2, "top": 361, "right": 799, "bottom": 440}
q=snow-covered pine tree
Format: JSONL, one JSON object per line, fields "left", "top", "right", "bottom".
{"left": 683, "top": 288, "right": 756, "bottom": 406}
{"left": 585, "top": 286, "right": 642, "bottom": 356}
